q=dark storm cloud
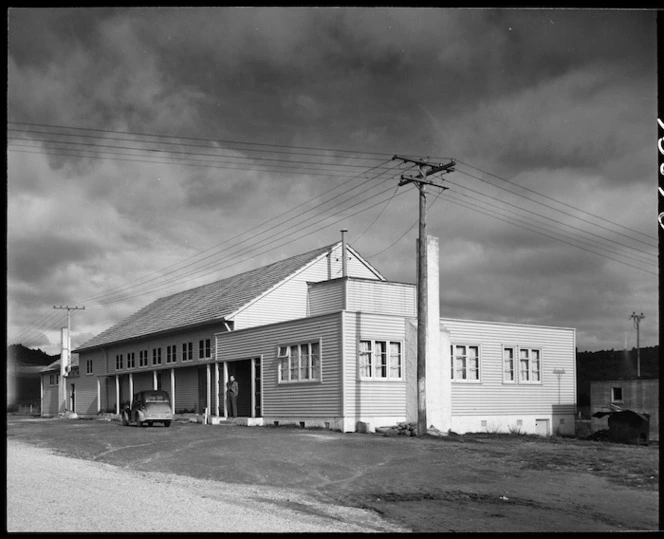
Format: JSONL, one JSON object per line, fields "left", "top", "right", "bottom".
{"left": 6, "top": 8, "right": 658, "bottom": 353}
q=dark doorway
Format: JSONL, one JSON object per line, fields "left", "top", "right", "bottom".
{"left": 70, "top": 384, "right": 75, "bottom": 413}
{"left": 226, "top": 360, "right": 253, "bottom": 418}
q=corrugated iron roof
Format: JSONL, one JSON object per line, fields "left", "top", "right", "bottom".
{"left": 75, "top": 243, "right": 338, "bottom": 352}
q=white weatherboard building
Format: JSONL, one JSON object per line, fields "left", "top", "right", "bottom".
{"left": 42, "top": 238, "right": 577, "bottom": 436}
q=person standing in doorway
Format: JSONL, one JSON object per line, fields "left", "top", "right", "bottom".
{"left": 227, "top": 375, "right": 238, "bottom": 418}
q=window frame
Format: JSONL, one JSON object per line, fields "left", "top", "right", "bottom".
{"left": 358, "top": 338, "right": 404, "bottom": 381}
{"left": 139, "top": 350, "right": 148, "bottom": 368}
{"left": 152, "top": 347, "right": 162, "bottom": 366}
{"left": 166, "top": 344, "right": 177, "bottom": 364}
{"left": 198, "top": 338, "right": 211, "bottom": 360}
{"left": 86, "top": 359, "right": 93, "bottom": 375}
{"left": 502, "top": 346, "right": 516, "bottom": 384}
{"left": 450, "top": 343, "right": 481, "bottom": 383}
{"left": 277, "top": 340, "right": 322, "bottom": 384}
{"left": 127, "top": 352, "right": 135, "bottom": 369}
{"left": 49, "top": 374, "right": 59, "bottom": 386}
{"left": 182, "top": 342, "right": 193, "bottom": 362}
{"left": 518, "top": 347, "right": 542, "bottom": 384}
{"left": 115, "top": 353, "right": 123, "bottom": 371}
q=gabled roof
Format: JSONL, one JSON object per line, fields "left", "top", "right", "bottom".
{"left": 75, "top": 242, "right": 349, "bottom": 352}
{"left": 41, "top": 354, "right": 80, "bottom": 373}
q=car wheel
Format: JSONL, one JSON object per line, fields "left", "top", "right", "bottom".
{"left": 135, "top": 416, "right": 143, "bottom": 428}
{"left": 121, "top": 411, "right": 129, "bottom": 426}
{"left": 164, "top": 421, "right": 171, "bottom": 428}
{"left": 147, "top": 421, "right": 154, "bottom": 427}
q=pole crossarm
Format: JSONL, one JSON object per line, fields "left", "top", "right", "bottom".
{"left": 393, "top": 155, "right": 455, "bottom": 188}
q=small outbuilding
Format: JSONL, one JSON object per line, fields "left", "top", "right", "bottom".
{"left": 603, "top": 410, "right": 650, "bottom": 445}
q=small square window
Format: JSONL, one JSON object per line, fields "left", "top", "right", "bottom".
{"left": 611, "top": 387, "right": 623, "bottom": 402}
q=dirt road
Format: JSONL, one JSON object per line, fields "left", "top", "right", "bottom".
{"left": 6, "top": 417, "right": 660, "bottom": 532}
{"left": 6, "top": 439, "right": 405, "bottom": 532}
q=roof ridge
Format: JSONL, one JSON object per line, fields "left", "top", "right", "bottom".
{"left": 150, "top": 241, "right": 339, "bottom": 303}
{"left": 75, "top": 242, "right": 340, "bottom": 351}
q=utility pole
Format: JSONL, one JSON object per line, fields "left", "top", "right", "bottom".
{"left": 53, "top": 305, "right": 85, "bottom": 412}
{"left": 392, "top": 155, "right": 455, "bottom": 436}
{"left": 629, "top": 312, "right": 645, "bottom": 377}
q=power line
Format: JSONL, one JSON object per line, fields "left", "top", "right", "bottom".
{"left": 8, "top": 145, "right": 390, "bottom": 179}
{"left": 75, "top": 160, "right": 405, "bottom": 305}
{"left": 441, "top": 192, "right": 657, "bottom": 276}
{"left": 8, "top": 127, "right": 388, "bottom": 161}
{"left": 453, "top": 160, "right": 656, "bottom": 246}
{"left": 86, "top": 184, "right": 413, "bottom": 306}
{"left": 86, "top": 176, "right": 410, "bottom": 305}
{"left": 365, "top": 184, "right": 447, "bottom": 259}
{"left": 8, "top": 121, "right": 396, "bottom": 159}
{"left": 446, "top": 179, "right": 657, "bottom": 265}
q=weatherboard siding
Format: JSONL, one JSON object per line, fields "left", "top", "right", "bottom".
{"left": 41, "top": 381, "right": 59, "bottom": 415}
{"left": 232, "top": 245, "right": 382, "bottom": 330}
{"left": 440, "top": 318, "right": 576, "bottom": 417}
{"left": 74, "top": 377, "right": 98, "bottom": 415}
{"left": 346, "top": 280, "right": 416, "bottom": 318}
{"left": 308, "top": 280, "right": 346, "bottom": 317}
{"left": 72, "top": 349, "right": 105, "bottom": 415}
{"left": 342, "top": 312, "right": 408, "bottom": 418}
{"left": 216, "top": 313, "right": 343, "bottom": 417}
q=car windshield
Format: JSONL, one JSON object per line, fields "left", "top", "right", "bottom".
{"left": 144, "top": 392, "right": 169, "bottom": 402}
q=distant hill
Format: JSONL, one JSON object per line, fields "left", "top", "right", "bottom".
{"left": 7, "top": 344, "right": 59, "bottom": 368}
{"left": 576, "top": 346, "right": 659, "bottom": 409}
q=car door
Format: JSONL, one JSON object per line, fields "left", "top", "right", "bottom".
{"left": 132, "top": 393, "right": 142, "bottom": 422}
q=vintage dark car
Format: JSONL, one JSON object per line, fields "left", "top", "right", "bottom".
{"left": 122, "top": 390, "right": 173, "bottom": 427}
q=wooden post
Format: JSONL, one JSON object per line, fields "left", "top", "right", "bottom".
{"left": 417, "top": 182, "right": 428, "bottom": 437}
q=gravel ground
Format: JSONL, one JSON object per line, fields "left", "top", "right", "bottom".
{"left": 6, "top": 440, "right": 407, "bottom": 533}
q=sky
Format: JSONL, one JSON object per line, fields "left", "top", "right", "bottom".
{"left": 7, "top": 7, "right": 659, "bottom": 355}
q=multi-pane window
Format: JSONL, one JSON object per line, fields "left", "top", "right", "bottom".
{"left": 127, "top": 352, "right": 135, "bottom": 369}
{"left": 390, "top": 342, "right": 402, "bottom": 378}
{"left": 49, "top": 374, "right": 59, "bottom": 386}
{"left": 182, "top": 342, "right": 193, "bottom": 361}
{"left": 451, "top": 345, "right": 480, "bottom": 381}
{"left": 139, "top": 350, "right": 148, "bottom": 367}
{"left": 166, "top": 345, "right": 177, "bottom": 364}
{"left": 86, "top": 359, "right": 93, "bottom": 375}
{"left": 278, "top": 342, "right": 320, "bottom": 383}
{"left": 503, "top": 347, "right": 515, "bottom": 383}
{"left": 199, "top": 339, "right": 211, "bottom": 359}
{"left": 115, "top": 354, "right": 123, "bottom": 370}
{"left": 359, "top": 340, "right": 402, "bottom": 380}
{"left": 359, "top": 341, "right": 372, "bottom": 378}
{"left": 519, "top": 348, "right": 541, "bottom": 383}
{"left": 152, "top": 347, "right": 162, "bottom": 365}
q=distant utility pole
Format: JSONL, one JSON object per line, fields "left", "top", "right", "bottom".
{"left": 629, "top": 312, "right": 645, "bottom": 377}
{"left": 53, "top": 305, "right": 85, "bottom": 412}
{"left": 392, "top": 155, "right": 455, "bottom": 436}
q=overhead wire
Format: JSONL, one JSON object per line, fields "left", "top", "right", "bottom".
{"left": 366, "top": 184, "right": 447, "bottom": 259}
{"left": 87, "top": 170, "right": 411, "bottom": 305}
{"left": 8, "top": 121, "right": 657, "bottom": 342}
{"left": 75, "top": 159, "right": 408, "bottom": 305}
{"left": 442, "top": 192, "right": 657, "bottom": 276}
{"left": 445, "top": 179, "right": 657, "bottom": 266}
{"left": 451, "top": 161, "right": 656, "bottom": 249}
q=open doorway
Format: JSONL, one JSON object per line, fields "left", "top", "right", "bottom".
{"left": 70, "top": 383, "right": 75, "bottom": 413}
{"left": 222, "top": 359, "right": 261, "bottom": 418}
